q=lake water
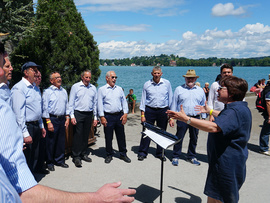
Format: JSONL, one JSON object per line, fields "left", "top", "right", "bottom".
{"left": 97, "top": 66, "right": 270, "bottom": 103}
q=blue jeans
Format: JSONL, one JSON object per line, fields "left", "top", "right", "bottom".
{"left": 259, "top": 118, "right": 270, "bottom": 151}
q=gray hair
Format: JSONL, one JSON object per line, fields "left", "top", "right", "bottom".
{"left": 106, "top": 71, "right": 115, "bottom": 77}
{"left": 49, "top": 71, "right": 59, "bottom": 79}
{"left": 152, "top": 66, "right": 162, "bottom": 73}
{"left": 81, "top": 70, "right": 91, "bottom": 77}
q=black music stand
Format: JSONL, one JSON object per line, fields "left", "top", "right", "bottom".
{"left": 141, "top": 122, "right": 181, "bottom": 203}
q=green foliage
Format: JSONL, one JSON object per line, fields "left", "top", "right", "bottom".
{"left": 10, "top": 0, "right": 100, "bottom": 91}
{"left": 100, "top": 54, "right": 270, "bottom": 67}
{"left": 0, "top": 0, "right": 35, "bottom": 45}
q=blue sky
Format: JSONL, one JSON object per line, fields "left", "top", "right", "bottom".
{"left": 73, "top": 1, "right": 270, "bottom": 59}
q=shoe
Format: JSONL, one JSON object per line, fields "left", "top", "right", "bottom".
{"left": 186, "top": 158, "right": 200, "bottom": 166}
{"left": 73, "top": 159, "right": 82, "bottom": 167}
{"left": 120, "top": 155, "right": 131, "bottom": 163}
{"left": 172, "top": 158, "right": 179, "bottom": 166}
{"left": 47, "top": 165, "right": 55, "bottom": 171}
{"left": 156, "top": 156, "right": 166, "bottom": 161}
{"left": 56, "top": 163, "right": 69, "bottom": 168}
{"left": 82, "top": 155, "right": 92, "bottom": 162}
{"left": 259, "top": 150, "right": 270, "bottom": 156}
{"left": 138, "top": 155, "right": 146, "bottom": 161}
{"left": 105, "top": 156, "right": 112, "bottom": 164}
{"left": 37, "top": 168, "right": 50, "bottom": 174}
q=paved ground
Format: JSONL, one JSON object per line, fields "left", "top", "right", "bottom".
{"left": 37, "top": 95, "right": 270, "bottom": 202}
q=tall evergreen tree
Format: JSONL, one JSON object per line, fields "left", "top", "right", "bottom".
{"left": 0, "top": 0, "right": 35, "bottom": 52}
{"left": 11, "top": 0, "right": 100, "bottom": 90}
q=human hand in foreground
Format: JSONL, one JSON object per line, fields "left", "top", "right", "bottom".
{"left": 120, "top": 114, "right": 128, "bottom": 125}
{"left": 169, "top": 118, "right": 174, "bottom": 127}
{"left": 100, "top": 117, "right": 107, "bottom": 127}
{"left": 166, "top": 105, "right": 188, "bottom": 122}
{"left": 93, "top": 119, "right": 98, "bottom": 127}
{"left": 24, "top": 136, "right": 33, "bottom": 144}
{"left": 194, "top": 101, "right": 210, "bottom": 114}
{"left": 95, "top": 182, "right": 136, "bottom": 203}
{"left": 41, "top": 128, "right": 46, "bottom": 138}
{"left": 71, "top": 118, "right": 77, "bottom": 125}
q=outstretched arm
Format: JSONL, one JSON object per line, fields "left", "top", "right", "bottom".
{"left": 166, "top": 105, "right": 221, "bottom": 133}
{"left": 20, "top": 182, "right": 136, "bottom": 203}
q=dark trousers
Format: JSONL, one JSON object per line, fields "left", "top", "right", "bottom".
{"left": 46, "top": 116, "right": 66, "bottom": 166}
{"left": 172, "top": 116, "right": 200, "bottom": 159}
{"left": 104, "top": 112, "right": 127, "bottom": 157}
{"left": 138, "top": 106, "right": 169, "bottom": 157}
{"left": 24, "top": 122, "right": 41, "bottom": 172}
{"left": 72, "top": 110, "right": 93, "bottom": 160}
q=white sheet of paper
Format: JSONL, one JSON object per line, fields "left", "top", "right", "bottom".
{"left": 143, "top": 129, "right": 175, "bottom": 149}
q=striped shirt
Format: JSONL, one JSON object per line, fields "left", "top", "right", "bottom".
{"left": 0, "top": 98, "right": 37, "bottom": 193}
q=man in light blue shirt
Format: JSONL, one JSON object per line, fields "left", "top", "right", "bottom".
{"left": 0, "top": 165, "right": 22, "bottom": 203}
{"left": 97, "top": 71, "right": 131, "bottom": 164}
{"left": 69, "top": 70, "right": 97, "bottom": 167}
{"left": 11, "top": 61, "right": 47, "bottom": 174}
{"left": 171, "top": 69, "right": 206, "bottom": 166}
{"left": 0, "top": 55, "right": 13, "bottom": 105}
{"left": 138, "top": 66, "right": 174, "bottom": 161}
{"left": 0, "top": 48, "right": 136, "bottom": 201}
{"left": 42, "top": 72, "right": 70, "bottom": 171}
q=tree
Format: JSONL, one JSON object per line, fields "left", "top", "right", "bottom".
{"left": 11, "top": 0, "right": 100, "bottom": 90}
{"left": 0, "top": 0, "right": 35, "bottom": 51}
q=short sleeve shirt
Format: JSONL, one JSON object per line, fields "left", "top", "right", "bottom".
{"left": 204, "top": 101, "right": 252, "bottom": 202}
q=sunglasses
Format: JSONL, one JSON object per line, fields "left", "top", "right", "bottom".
{"left": 218, "top": 86, "right": 227, "bottom": 91}
{"left": 111, "top": 76, "right": 118, "bottom": 79}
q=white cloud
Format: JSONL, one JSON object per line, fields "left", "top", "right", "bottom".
{"left": 96, "top": 24, "right": 151, "bottom": 32}
{"left": 98, "top": 23, "right": 270, "bottom": 59}
{"left": 212, "top": 3, "right": 246, "bottom": 17}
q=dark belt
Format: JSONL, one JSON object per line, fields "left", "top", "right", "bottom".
{"left": 26, "top": 120, "right": 39, "bottom": 125}
{"left": 104, "top": 111, "right": 123, "bottom": 115}
{"left": 49, "top": 114, "right": 65, "bottom": 118}
{"left": 146, "top": 105, "right": 168, "bottom": 110}
{"left": 74, "top": 110, "right": 93, "bottom": 114}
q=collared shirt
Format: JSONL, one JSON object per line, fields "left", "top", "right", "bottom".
{"left": 97, "top": 84, "right": 128, "bottom": 117}
{"left": 208, "top": 81, "right": 224, "bottom": 111}
{"left": 0, "top": 99, "right": 37, "bottom": 193}
{"left": 171, "top": 84, "right": 206, "bottom": 119}
{"left": 0, "top": 82, "right": 11, "bottom": 106}
{"left": 68, "top": 81, "right": 97, "bottom": 119}
{"left": 42, "top": 85, "right": 69, "bottom": 118}
{"left": 11, "top": 78, "right": 44, "bottom": 138}
{"left": 0, "top": 165, "right": 22, "bottom": 203}
{"left": 140, "top": 78, "right": 173, "bottom": 112}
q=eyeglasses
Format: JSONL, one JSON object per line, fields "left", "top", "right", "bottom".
{"left": 218, "top": 86, "right": 227, "bottom": 91}
{"left": 111, "top": 76, "right": 118, "bottom": 79}
{"left": 30, "top": 68, "right": 38, "bottom": 73}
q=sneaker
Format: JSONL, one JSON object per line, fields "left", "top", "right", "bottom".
{"left": 186, "top": 158, "right": 200, "bottom": 166}
{"left": 259, "top": 150, "right": 270, "bottom": 156}
{"left": 172, "top": 158, "right": 179, "bottom": 166}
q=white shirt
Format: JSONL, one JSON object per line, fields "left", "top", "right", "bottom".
{"left": 207, "top": 81, "right": 224, "bottom": 111}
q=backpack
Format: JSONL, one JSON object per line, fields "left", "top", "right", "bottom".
{"left": 256, "top": 85, "right": 270, "bottom": 113}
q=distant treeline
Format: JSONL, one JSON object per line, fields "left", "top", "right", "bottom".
{"left": 100, "top": 54, "right": 270, "bottom": 67}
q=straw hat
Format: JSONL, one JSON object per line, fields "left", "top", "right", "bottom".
{"left": 183, "top": 69, "right": 199, "bottom": 78}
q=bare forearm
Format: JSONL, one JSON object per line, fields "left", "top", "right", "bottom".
{"left": 185, "top": 116, "right": 221, "bottom": 133}
{"left": 20, "top": 185, "right": 94, "bottom": 203}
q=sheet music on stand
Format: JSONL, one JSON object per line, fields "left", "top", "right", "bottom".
{"left": 142, "top": 122, "right": 180, "bottom": 149}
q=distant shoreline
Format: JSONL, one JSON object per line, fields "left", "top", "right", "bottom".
{"left": 131, "top": 91, "right": 256, "bottom": 113}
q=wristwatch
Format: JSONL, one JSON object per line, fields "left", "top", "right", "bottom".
{"left": 187, "top": 116, "right": 191, "bottom": 124}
